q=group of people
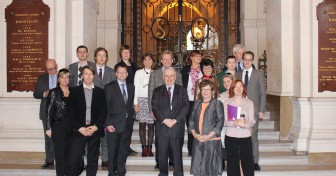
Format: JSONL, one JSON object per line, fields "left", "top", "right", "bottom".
{"left": 33, "top": 43, "right": 266, "bottom": 176}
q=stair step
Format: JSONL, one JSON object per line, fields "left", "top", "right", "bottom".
{"left": 133, "top": 119, "right": 275, "bottom": 130}
{"left": 124, "top": 152, "right": 307, "bottom": 166}
{"left": 131, "top": 129, "right": 279, "bottom": 141}
{"left": 1, "top": 168, "right": 336, "bottom": 176}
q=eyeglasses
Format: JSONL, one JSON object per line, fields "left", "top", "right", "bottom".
{"left": 201, "top": 88, "right": 212, "bottom": 91}
{"left": 47, "top": 67, "right": 56, "bottom": 71}
{"left": 243, "top": 59, "right": 253, "bottom": 62}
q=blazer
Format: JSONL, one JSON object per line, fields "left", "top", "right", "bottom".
{"left": 33, "top": 73, "right": 50, "bottom": 120}
{"left": 147, "top": 67, "right": 183, "bottom": 111}
{"left": 181, "top": 65, "right": 191, "bottom": 89}
{"left": 189, "top": 98, "right": 224, "bottom": 137}
{"left": 68, "top": 61, "right": 95, "bottom": 87}
{"left": 67, "top": 85, "right": 107, "bottom": 136}
{"left": 104, "top": 80, "right": 135, "bottom": 133}
{"left": 151, "top": 84, "right": 189, "bottom": 138}
{"left": 93, "top": 65, "right": 116, "bottom": 89}
{"left": 236, "top": 69, "right": 266, "bottom": 116}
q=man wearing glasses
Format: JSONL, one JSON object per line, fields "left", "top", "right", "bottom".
{"left": 104, "top": 64, "right": 135, "bottom": 176}
{"left": 33, "top": 59, "right": 58, "bottom": 169}
{"left": 147, "top": 50, "right": 183, "bottom": 170}
{"left": 69, "top": 45, "right": 95, "bottom": 87}
{"left": 236, "top": 51, "right": 266, "bottom": 171}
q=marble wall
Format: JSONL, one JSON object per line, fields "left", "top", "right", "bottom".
{"left": 0, "top": 0, "right": 98, "bottom": 151}
{"left": 266, "top": 0, "right": 336, "bottom": 153}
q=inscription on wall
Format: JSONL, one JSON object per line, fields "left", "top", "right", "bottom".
{"left": 317, "top": 0, "right": 336, "bottom": 92}
{"left": 5, "top": 0, "right": 50, "bottom": 92}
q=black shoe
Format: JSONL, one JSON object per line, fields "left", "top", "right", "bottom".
{"left": 128, "top": 148, "right": 137, "bottom": 156}
{"left": 154, "top": 164, "right": 159, "bottom": 171}
{"left": 102, "top": 161, "right": 108, "bottom": 168}
{"left": 222, "top": 160, "right": 226, "bottom": 171}
{"left": 188, "top": 151, "right": 192, "bottom": 156}
{"left": 41, "top": 162, "right": 54, "bottom": 169}
{"left": 168, "top": 162, "right": 174, "bottom": 167}
{"left": 254, "top": 163, "right": 261, "bottom": 171}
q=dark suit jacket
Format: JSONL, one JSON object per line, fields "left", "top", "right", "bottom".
{"left": 68, "top": 85, "right": 107, "bottom": 136}
{"left": 181, "top": 65, "right": 191, "bottom": 89}
{"left": 236, "top": 69, "right": 266, "bottom": 117}
{"left": 151, "top": 84, "right": 189, "bottom": 138}
{"left": 68, "top": 61, "right": 95, "bottom": 87}
{"left": 33, "top": 73, "right": 50, "bottom": 120}
{"left": 93, "top": 65, "right": 116, "bottom": 89}
{"left": 104, "top": 80, "right": 135, "bottom": 133}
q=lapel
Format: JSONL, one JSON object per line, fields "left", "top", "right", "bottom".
{"left": 103, "top": 67, "right": 108, "bottom": 83}
{"left": 248, "top": 69, "right": 257, "bottom": 87}
{"left": 161, "top": 85, "right": 170, "bottom": 109}
{"left": 74, "top": 62, "right": 79, "bottom": 84}
{"left": 126, "top": 84, "right": 133, "bottom": 105}
{"left": 171, "top": 84, "right": 179, "bottom": 110}
{"left": 113, "top": 81, "right": 125, "bottom": 103}
{"left": 78, "top": 85, "right": 87, "bottom": 109}
{"left": 157, "top": 69, "right": 164, "bottom": 85}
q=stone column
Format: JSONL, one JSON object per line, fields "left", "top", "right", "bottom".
{"left": 97, "top": 0, "right": 121, "bottom": 68}
{"left": 240, "top": 0, "right": 266, "bottom": 66}
{"left": 71, "top": 0, "right": 98, "bottom": 63}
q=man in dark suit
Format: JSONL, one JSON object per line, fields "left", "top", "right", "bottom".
{"left": 69, "top": 45, "right": 95, "bottom": 87}
{"left": 67, "top": 65, "right": 107, "bottom": 176}
{"left": 105, "top": 63, "right": 135, "bottom": 176}
{"left": 33, "top": 59, "right": 57, "bottom": 169}
{"left": 181, "top": 50, "right": 203, "bottom": 156}
{"left": 92, "top": 47, "right": 116, "bottom": 168}
{"left": 148, "top": 50, "right": 183, "bottom": 170}
{"left": 152, "top": 67, "right": 189, "bottom": 176}
{"left": 236, "top": 51, "right": 266, "bottom": 171}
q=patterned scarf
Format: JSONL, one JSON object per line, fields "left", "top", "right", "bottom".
{"left": 190, "top": 65, "right": 201, "bottom": 95}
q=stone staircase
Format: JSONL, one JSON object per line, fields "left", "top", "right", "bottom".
{"left": 1, "top": 113, "right": 336, "bottom": 175}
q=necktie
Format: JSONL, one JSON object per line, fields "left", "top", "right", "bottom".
{"left": 99, "top": 68, "right": 103, "bottom": 80}
{"left": 121, "top": 84, "right": 127, "bottom": 104}
{"left": 168, "top": 87, "right": 172, "bottom": 109}
{"left": 245, "top": 71, "right": 249, "bottom": 88}
{"left": 237, "top": 62, "right": 242, "bottom": 71}
{"left": 78, "top": 66, "right": 83, "bottom": 85}
{"left": 50, "top": 75, "right": 55, "bottom": 89}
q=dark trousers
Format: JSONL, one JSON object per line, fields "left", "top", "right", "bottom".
{"left": 155, "top": 121, "right": 174, "bottom": 166}
{"left": 158, "top": 136, "right": 184, "bottom": 176}
{"left": 67, "top": 130, "right": 101, "bottom": 176}
{"left": 225, "top": 135, "right": 254, "bottom": 176}
{"left": 106, "top": 118, "right": 133, "bottom": 176}
{"left": 42, "top": 119, "right": 54, "bottom": 163}
{"left": 186, "top": 101, "right": 194, "bottom": 154}
{"left": 51, "top": 120, "right": 71, "bottom": 176}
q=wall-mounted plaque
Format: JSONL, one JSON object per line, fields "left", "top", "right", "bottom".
{"left": 317, "top": 0, "right": 336, "bottom": 92}
{"left": 5, "top": 0, "right": 50, "bottom": 92}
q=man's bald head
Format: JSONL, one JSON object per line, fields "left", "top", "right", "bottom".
{"left": 45, "top": 59, "right": 58, "bottom": 75}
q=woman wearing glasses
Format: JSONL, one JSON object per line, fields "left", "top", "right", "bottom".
{"left": 134, "top": 53, "right": 156, "bottom": 157}
{"left": 189, "top": 79, "right": 224, "bottom": 176}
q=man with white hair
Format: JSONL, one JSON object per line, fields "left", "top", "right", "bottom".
{"left": 151, "top": 67, "right": 189, "bottom": 176}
